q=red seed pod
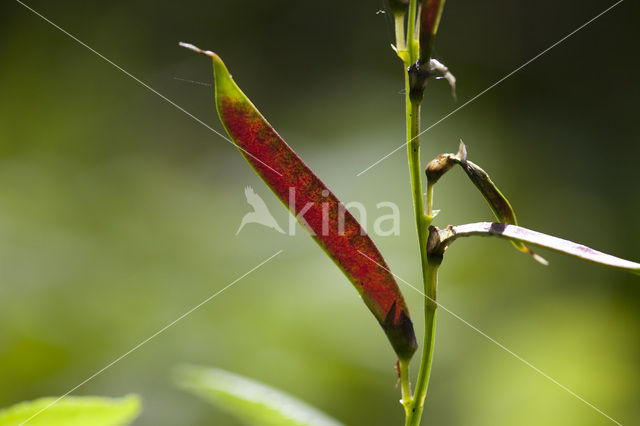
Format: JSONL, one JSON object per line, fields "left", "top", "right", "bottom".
{"left": 181, "top": 44, "right": 417, "bottom": 360}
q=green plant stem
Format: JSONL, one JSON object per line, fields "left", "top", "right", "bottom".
{"left": 405, "top": 263, "right": 439, "bottom": 426}
{"left": 406, "top": 99, "right": 428, "bottom": 250}
{"left": 402, "top": 57, "right": 438, "bottom": 425}
{"left": 398, "top": 3, "right": 440, "bottom": 424}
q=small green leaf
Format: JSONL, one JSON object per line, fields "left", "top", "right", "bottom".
{"left": 174, "top": 366, "right": 344, "bottom": 426}
{"left": 0, "top": 395, "right": 140, "bottom": 426}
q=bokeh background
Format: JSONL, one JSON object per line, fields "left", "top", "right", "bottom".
{"left": 1, "top": 0, "right": 639, "bottom": 425}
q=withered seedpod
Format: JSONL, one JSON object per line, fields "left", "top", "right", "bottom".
{"left": 459, "top": 156, "right": 548, "bottom": 265}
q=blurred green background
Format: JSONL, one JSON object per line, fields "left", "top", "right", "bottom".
{"left": 1, "top": 0, "right": 639, "bottom": 425}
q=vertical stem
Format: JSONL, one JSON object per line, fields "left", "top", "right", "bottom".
{"left": 406, "top": 97, "right": 428, "bottom": 263}
{"left": 405, "top": 71, "right": 430, "bottom": 300}
{"left": 403, "top": 54, "right": 438, "bottom": 426}
{"left": 400, "top": 1, "right": 445, "bottom": 423}
{"left": 406, "top": 263, "right": 439, "bottom": 426}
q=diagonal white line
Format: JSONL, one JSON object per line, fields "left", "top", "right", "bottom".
{"left": 356, "top": 250, "right": 623, "bottom": 425}
{"left": 356, "top": 0, "right": 624, "bottom": 176}
{"left": 14, "top": 0, "right": 282, "bottom": 177}
{"left": 19, "top": 250, "right": 284, "bottom": 425}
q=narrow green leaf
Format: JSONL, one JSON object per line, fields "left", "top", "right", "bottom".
{"left": 0, "top": 395, "right": 140, "bottom": 426}
{"left": 430, "top": 222, "right": 640, "bottom": 274}
{"left": 179, "top": 43, "right": 417, "bottom": 360}
{"left": 175, "top": 366, "right": 344, "bottom": 426}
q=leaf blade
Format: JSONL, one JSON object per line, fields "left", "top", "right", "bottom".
{"left": 0, "top": 395, "right": 140, "bottom": 426}
{"left": 175, "top": 366, "right": 344, "bottom": 426}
